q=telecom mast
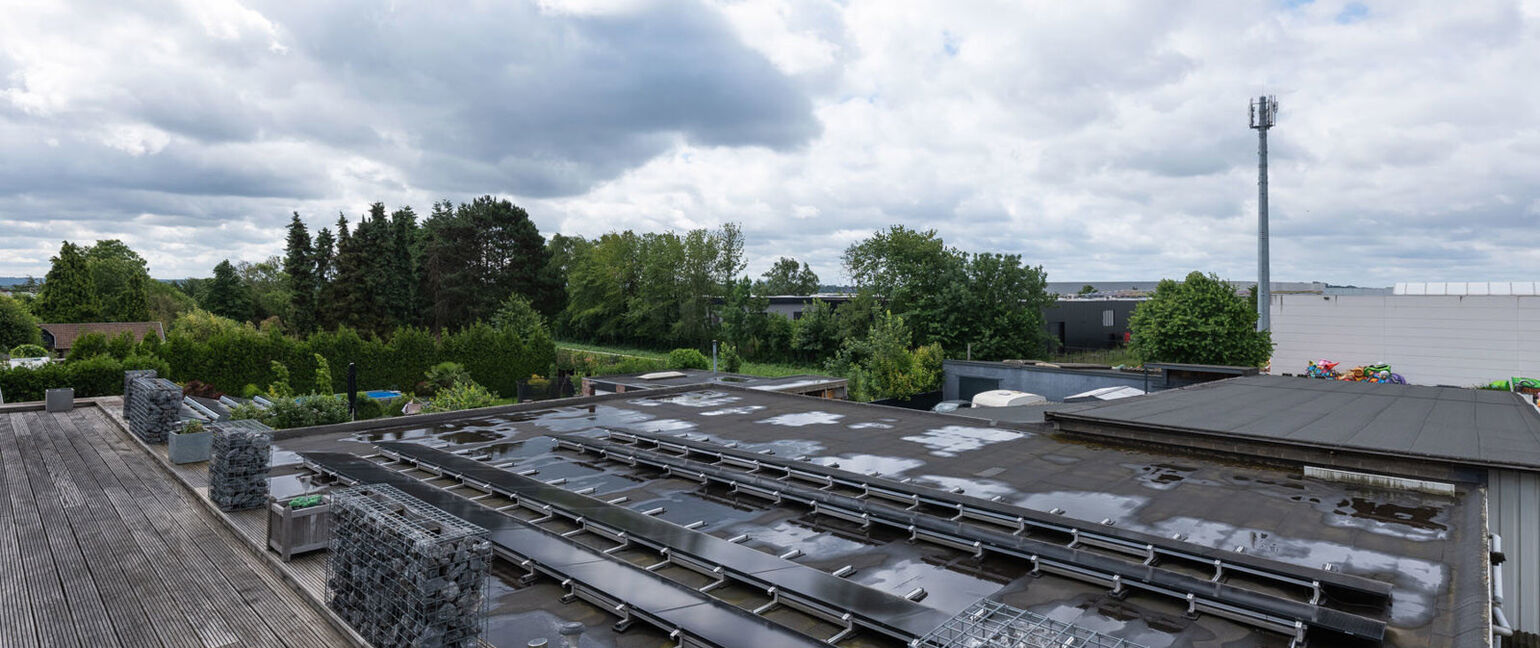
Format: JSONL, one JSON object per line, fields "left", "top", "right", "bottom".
{"left": 1250, "top": 95, "right": 1278, "bottom": 332}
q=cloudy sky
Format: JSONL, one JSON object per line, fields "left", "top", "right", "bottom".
{"left": 3, "top": 0, "right": 1538, "bottom": 285}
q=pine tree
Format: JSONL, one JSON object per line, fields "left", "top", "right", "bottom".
{"left": 321, "top": 214, "right": 354, "bottom": 329}
{"left": 203, "top": 260, "right": 252, "bottom": 322}
{"left": 388, "top": 206, "right": 422, "bottom": 326}
{"left": 34, "top": 241, "right": 102, "bottom": 323}
{"left": 312, "top": 226, "right": 335, "bottom": 328}
{"left": 283, "top": 212, "right": 318, "bottom": 334}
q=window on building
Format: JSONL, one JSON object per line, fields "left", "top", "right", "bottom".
{"left": 1102, "top": 309, "right": 1114, "bottom": 327}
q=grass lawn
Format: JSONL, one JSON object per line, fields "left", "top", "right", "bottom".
{"left": 1049, "top": 347, "right": 1140, "bottom": 366}
{"left": 556, "top": 341, "right": 826, "bottom": 378}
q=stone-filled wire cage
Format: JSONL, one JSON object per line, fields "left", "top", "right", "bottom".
{"left": 208, "top": 419, "right": 272, "bottom": 511}
{"left": 326, "top": 484, "right": 491, "bottom": 648}
{"left": 917, "top": 599, "right": 1144, "bottom": 648}
{"left": 126, "top": 376, "right": 180, "bottom": 444}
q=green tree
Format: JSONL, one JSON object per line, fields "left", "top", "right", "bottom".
{"left": 717, "top": 277, "right": 769, "bottom": 357}
{"left": 33, "top": 241, "right": 102, "bottom": 323}
{"left": 1128, "top": 272, "right": 1273, "bottom": 366}
{"left": 66, "top": 332, "right": 111, "bottom": 361}
{"left": 956, "top": 253, "right": 1051, "bottom": 359}
{"left": 790, "top": 298, "right": 840, "bottom": 361}
{"left": 0, "top": 296, "right": 42, "bottom": 349}
{"left": 491, "top": 294, "right": 547, "bottom": 340}
{"left": 666, "top": 348, "right": 710, "bottom": 370}
{"left": 1078, "top": 284, "right": 1097, "bottom": 295}
{"left": 756, "top": 257, "right": 820, "bottom": 295}
{"left": 421, "top": 196, "right": 563, "bottom": 329}
{"left": 203, "top": 260, "right": 252, "bottom": 322}
{"left": 146, "top": 280, "right": 198, "bottom": 326}
{"left": 284, "top": 213, "right": 318, "bottom": 334}
{"left": 237, "top": 257, "right": 291, "bottom": 325}
{"left": 84, "top": 240, "right": 151, "bottom": 322}
{"left": 825, "top": 311, "right": 942, "bottom": 401}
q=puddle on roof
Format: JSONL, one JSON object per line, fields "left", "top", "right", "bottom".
{"left": 516, "top": 457, "right": 606, "bottom": 481}
{"left": 476, "top": 437, "right": 559, "bottom": 462}
{"left": 742, "top": 518, "right": 874, "bottom": 560}
{"left": 268, "top": 472, "right": 324, "bottom": 500}
{"left": 350, "top": 427, "right": 431, "bottom": 443}
{"left": 1124, "top": 463, "right": 1214, "bottom": 491}
{"left": 1016, "top": 491, "right": 1149, "bottom": 526}
{"left": 270, "top": 448, "right": 302, "bottom": 467}
{"left": 756, "top": 411, "right": 844, "bottom": 427}
{"left": 1032, "top": 600, "right": 1183, "bottom": 648}
{"left": 811, "top": 454, "right": 924, "bottom": 477}
{"left": 627, "top": 490, "right": 768, "bottom": 531}
{"left": 436, "top": 429, "right": 506, "bottom": 445}
{"left": 647, "top": 391, "right": 741, "bottom": 408}
{"left": 913, "top": 474, "right": 1018, "bottom": 500}
{"left": 628, "top": 418, "right": 695, "bottom": 433}
{"left": 848, "top": 420, "right": 896, "bottom": 430}
{"left": 901, "top": 425, "right": 1025, "bottom": 457}
{"left": 1140, "top": 515, "right": 1445, "bottom": 626}
{"left": 1039, "top": 453, "right": 1081, "bottom": 465}
{"left": 532, "top": 405, "right": 652, "bottom": 433}
{"left": 1322, "top": 496, "right": 1449, "bottom": 541}
{"left": 700, "top": 405, "right": 766, "bottom": 417}
{"left": 852, "top": 557, "right": 1004, "bottom": 615}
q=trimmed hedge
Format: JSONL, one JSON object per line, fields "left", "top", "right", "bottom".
{"left": 0, "top": 353, "right": 170, "bottom": 402}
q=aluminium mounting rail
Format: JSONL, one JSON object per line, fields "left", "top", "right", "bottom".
{"left": 301, "top": 451, "right": 829, "bottom": 648}
{"left": 371, "top": 441, "right": 957, "bottom": 645}
{"left": 551, "top": 431, "right": 1389, "bottom": 645}
{"left": 582, "top": 427, "right": 1392, "bottom": 605}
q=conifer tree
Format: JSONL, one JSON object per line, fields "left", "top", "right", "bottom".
{"left": 283, "top": 213, "right": 318, "bottom": 334}
{"left": 34, "top": 241, "right": 102, "bottom": 323}
{"left": 203, "top": 260, "right": 252, "bottom": 322}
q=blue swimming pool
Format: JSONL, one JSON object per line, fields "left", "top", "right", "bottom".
{"left": 364, "top": 389, "right": 403, "bottom": 400}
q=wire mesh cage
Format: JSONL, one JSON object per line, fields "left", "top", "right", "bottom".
{"left": 126, "top": 376, "right": 179, "bottom": 443}
{"left": 916, "top": 599, "right": 1146, "bottom": 648}
{"left": 326, "top": 484, "right": 492, "bottom": 648}
{"left": 209, "top": 419, "right": 272, "bottom": 510}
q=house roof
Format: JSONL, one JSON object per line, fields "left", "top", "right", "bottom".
{"left": 37, "top": 321, "right": 165, "bottom": 350}
{"left": 1047, "top": 374, "right": 1540, "bottom": 471}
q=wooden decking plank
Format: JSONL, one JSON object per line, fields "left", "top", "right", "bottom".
{"left": 69, "top": 409, "right": 290, "bottom": 648}
{"left": 84, "top": 409, "right": 341, "bottom": 648}
{"left": 47, "top": 411, "right": 214, "bottom": 648}
{"left": 2, "top": 413, "right": 79, "bottom": 648}
{"left": 47, "top": 412, "right": 251, "bottom": 648}
{"left": 0, "top": 414, "right": 38, "bottom": 648}
{"left": 37, "top": 412, "right": 168, "bottom": 648}
{"left": 14, "top": 412, "right": 120, "bottom": 647}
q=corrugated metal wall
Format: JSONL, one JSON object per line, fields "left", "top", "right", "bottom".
{"left": 1270, "top": 294, "right": 1540, "bottom": 387}
{"left": 1491, "top": 469, "right": 1540, "bottom": 631}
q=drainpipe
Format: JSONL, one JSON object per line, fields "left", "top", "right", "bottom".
{"left": 712, "top": 340, "right": 718, "bottom": 373}
{"left": 1492, "top": 533, "right": 1514, "bottom": 642}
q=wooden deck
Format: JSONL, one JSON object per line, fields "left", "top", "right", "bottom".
{"left": 0, "top": 404, "right": 350, "bottom": 648}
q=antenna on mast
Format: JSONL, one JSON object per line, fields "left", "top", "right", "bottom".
{"left": 1250, "top": 95, "right": 1278, "bottom": 332}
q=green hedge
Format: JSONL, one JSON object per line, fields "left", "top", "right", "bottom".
{"left": 0, "top": 353, "right": 170, "bottom": 402}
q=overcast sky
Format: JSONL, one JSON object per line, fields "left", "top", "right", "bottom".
{"left": 3, "top": 0, "right": 1538, "bottom": 285}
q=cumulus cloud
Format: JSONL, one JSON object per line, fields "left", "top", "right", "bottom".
{"left": 1, "top": 0, "right": 1538, "bottom": 285}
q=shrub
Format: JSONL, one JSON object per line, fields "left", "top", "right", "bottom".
{"left": 10, "top": 344, "right": 47, "bottom": 358}
{"left": 178, "top": 420, "right": 205, "bottom": 435}
{"left": 312, "top": 354, "right": 334, "bottom": 395}
{"left": 719, "top": 344, "right": 743, "bottom": 373}
{"left": 0, "top": 295, "right": 41, "bottom": 350}
{"left": 380, "top": 395, "right": 414, "bottom": 417}
{"left": 106, "top": 331, "right": 136, "bottom": 360}
{"left": 425, "top": 380, "right": 497, "bottom": 413}
{"left": 122, "top": 353, "right": 171, "bottom": 378}
{"left": 354, "top": 396, "right": 385, "bottom": 420}
{"left": 666, "top": 348, "right": 709, "bottom": 370}
{"left": 424, "top": 362, "right": 471, "bottom": 394}
{"left": 266, "top": 361, "right": 293, "bottom": 399}
{"left": 233, "top": 395, "right": 349, "bottom": 429}
{"left": 66, "top": 333, "right": 111, "bottom": 361}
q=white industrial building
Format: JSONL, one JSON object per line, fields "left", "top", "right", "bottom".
{"left": 1270, "top": 282, "right": 1540, "bottom": 387}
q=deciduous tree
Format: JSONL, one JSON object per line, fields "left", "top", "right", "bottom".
{"left": 1129, "top": 272, "right": 1272, "bottom": 366}
{"left": 33, "top": 241, "right": 101, "bottom": 323}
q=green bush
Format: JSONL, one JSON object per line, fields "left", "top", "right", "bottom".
{"left": 0, "top": 354, "right": 128, "bottom": 401}
{"left": 9, "top": 344, "right": 47, "bottom": 358}
{"left": 178, "top": 420, "right": 205, "bottom": 435}
{"left": 424, "top": 362, "right": 471, "bottom": 394}
{"left": 232, "top": 395, "right": 349, "bottom": 429}
{"left": 66, "top": 332, "right": 111, "bottom": 361}
{"left": 666, "top": 348, "right": 709, "bottom": 370}
{"left": 425, "top": 380, "right": 497, "bottom": 413}
{"left": 122, "top": 353, "right": 171, "bottom": 377}
{"left": 354, "top": 395, "right": 385, "bottom": 420}
{"left": 719, "top": 343, "right": 743, "bottom": 373}
{"left": 106, "top": 331, "right": 136, "bottom": 360}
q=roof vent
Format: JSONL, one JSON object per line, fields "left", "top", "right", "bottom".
{"left": 638, "top": 371, "right": 688, "bottom": 380}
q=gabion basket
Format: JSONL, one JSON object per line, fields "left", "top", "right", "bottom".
{"left": 122, "top": 369, "right": 156, "bottom": 417}
{"left": 916, "top": 599, "right": 1144, "bottom": 648}
{"left": 126, "top": 376, "right": 179, "bottom": 444}
{"left": 326, "top": 484, "right": 491, "bottom": 648}
{"left": 209, "top": 419, "right": 272, "bottom": 511}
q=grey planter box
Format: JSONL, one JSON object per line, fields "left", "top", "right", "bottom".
{"left": 267, "top": 497, "right": 331, "bottom": 561}
{"left": 167, "top": 429, "right": 212, "bottom": 464}
{"left": 45, "top": 388, "right": 74, "bottom": 413}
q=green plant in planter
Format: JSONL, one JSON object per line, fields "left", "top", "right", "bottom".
{"left": 178, "top": 420, "right": 206, "bottom": 435}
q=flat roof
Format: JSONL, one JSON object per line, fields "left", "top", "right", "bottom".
{"left": 272, "top": 385, "right": 1488, "bottom": 647}
{"left": 1049, "top": 374, "right": 1540, "bottom": 471}
{"left": 1142, "top": 362, "right": 1260, "bottom": 375}
{"left": 589, "top": 369, "right": 845, "bottom": 392}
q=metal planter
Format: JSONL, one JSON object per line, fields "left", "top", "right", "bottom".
{"left": 167, "top": 429, "right": 212, "bottom": 464}
{"left": 45, "top": 388, "right": 74, "bottom": 412}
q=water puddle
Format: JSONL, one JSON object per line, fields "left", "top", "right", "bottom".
{"left": 1031, "top": 600, "right": 1183, "bottom": 648}
{"left": 901, "top": 425, "right": 1024, "bottom": 457}
{"left": 627, "top": 490, "right": 768, "bottom": 531}
{"left": 741, "top": 519, "right": 873, "bottom": 560}
{"left": 1124, "top": 463, "right": 1212, "bottom": 491}
{"left": 1039, "top": 453, "right": 1081, "bottom": 465}
{"left": 268, "top": 472, "right": 324, "bottom": 500}
{"left": 756, "top": 411, "right": 844, "bottom": 427}
{"left": 812, "top": 454, "right": 925, "bottom": 477}
{"left": 913, "top": 474, "right": 1018, "bottom": 500}
{"left": 1015, "top": 491, "right": 1149, "bottom": 526}
{"left": 701, "top": 405, "right": 767, "bottom": 417}
{"left": 1322, "top": 496, "right": 1449, "bottom": 541}
{"left": 648, "top": 392, "right": 741, "bottom": 408}
{"left": 848, "top": 420, "right": 896, "bottom": 430}
{"left": 436, "top": 429, "right": 506, "bottom": 445}
{"left": 270, "top": 448, "right": 303, "bottom": 467}
{"left": 350, "top": 427, "right": 430, "bottom": 443}
{"left": 476, "top": 437, "right": 559, "bottom": 462}
{"left": 851, "top": 557, "right": 1004, "bottom": 615}
{"left": 631, "top": 418, "right": 696, "bottom": 433}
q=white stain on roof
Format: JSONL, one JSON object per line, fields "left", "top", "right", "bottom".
{"left": 700, "top": 405, "right": 767, "bottom": 417}
{"left": 901, "top": 425, "right": 1024, "bottom": 457}
{"left": 651, "top": 391, "right": 741, "bottom": 408}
